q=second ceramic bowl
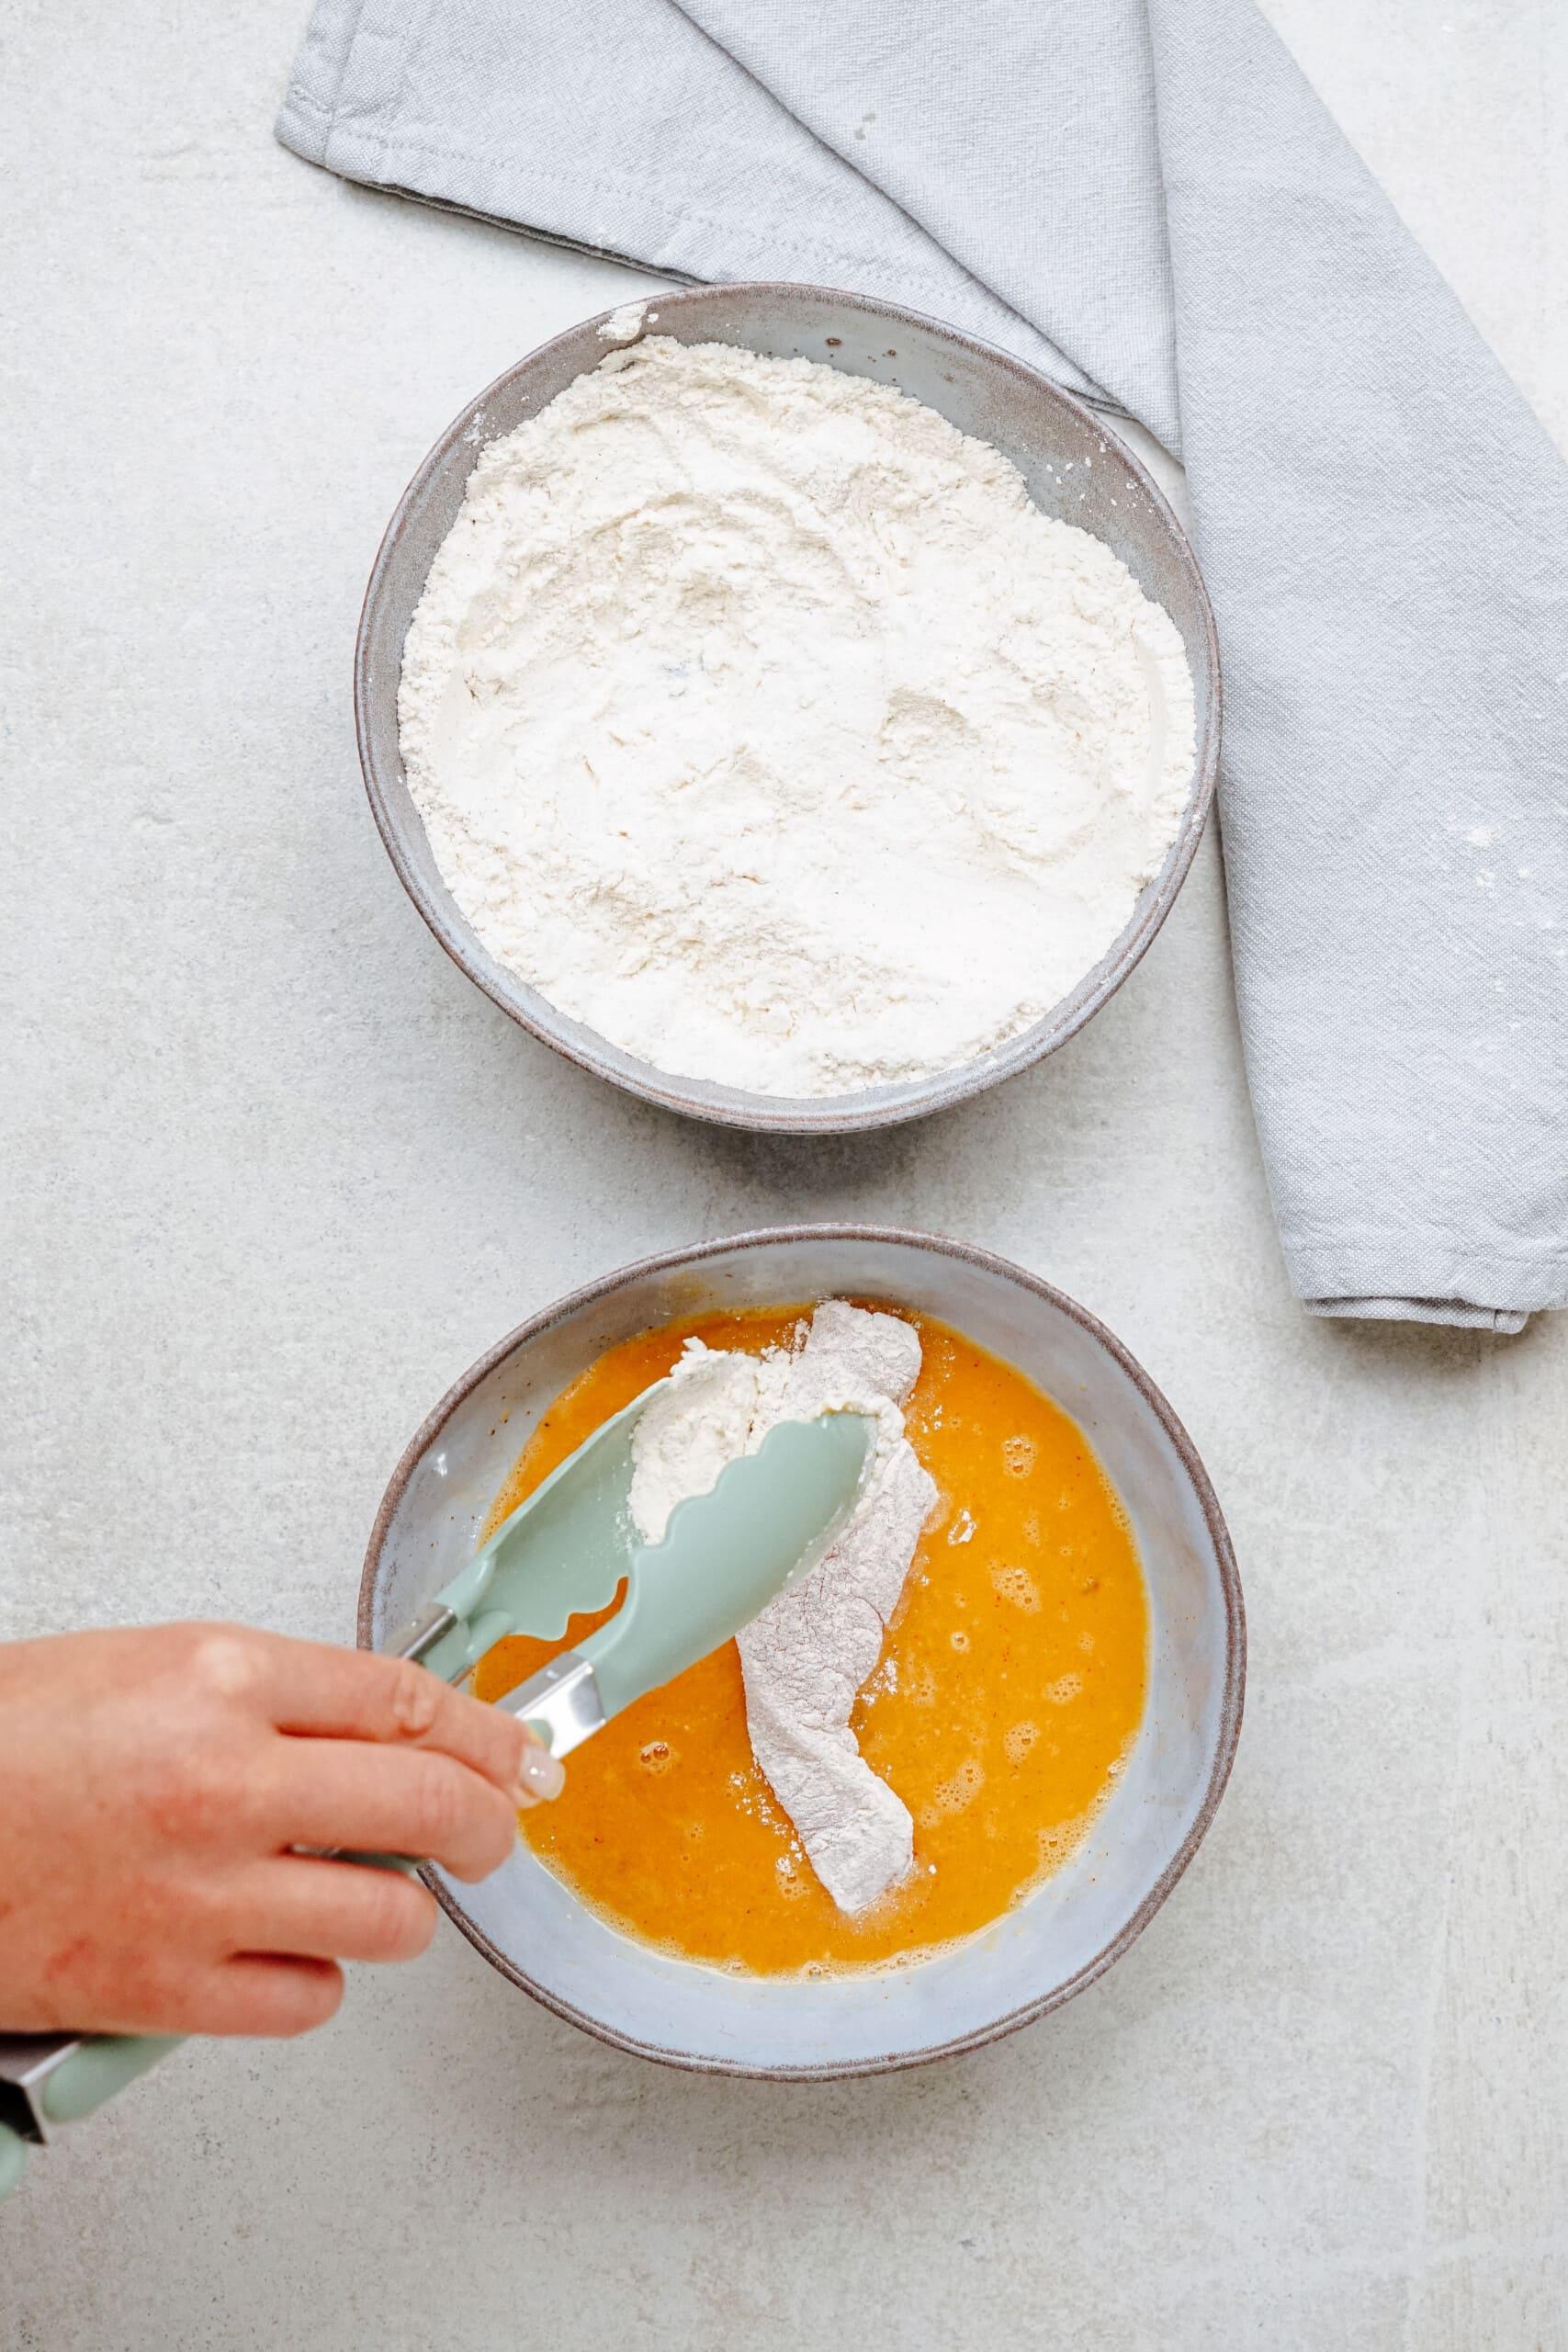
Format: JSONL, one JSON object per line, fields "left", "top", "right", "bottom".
{"left": 361, "top": 1227, "right": 1244, "bottom": 2078}
{"left": 356, "top": 282, "right": 1222, "bottom": 1133}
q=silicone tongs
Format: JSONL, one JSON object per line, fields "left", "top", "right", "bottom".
{"left": 0, "top": 1393, "right": 874, "bottom": 2195}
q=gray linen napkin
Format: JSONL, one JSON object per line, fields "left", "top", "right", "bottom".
{"left": 278, "top": 0, "right": 1568, "bottom": 1332}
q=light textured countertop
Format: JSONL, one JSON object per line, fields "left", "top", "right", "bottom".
{"left": 3, "top": 6, "right": 1566, "bottom": 2346}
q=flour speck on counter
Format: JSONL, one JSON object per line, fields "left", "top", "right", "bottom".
{"left": 399, "top": 336, "right": 1196, "bottom": 1096}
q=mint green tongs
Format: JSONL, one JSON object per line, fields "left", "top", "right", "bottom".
{"left": 0, "top": 1396, "right": 874, "bottom": 2194}
{"left": 388, "top": 1387, "right": 873, "bottom": 1750}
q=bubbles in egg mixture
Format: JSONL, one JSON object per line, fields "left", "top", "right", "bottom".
{"left": 920, "top": 1757, "right": 986, "bottom": 1826}
{"left": 991, "top": 1562, "right": 1040, "bottom": 1611}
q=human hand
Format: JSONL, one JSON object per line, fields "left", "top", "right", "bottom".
{"left": 0, "top": 1623, "right": 564, "bottom": 2039}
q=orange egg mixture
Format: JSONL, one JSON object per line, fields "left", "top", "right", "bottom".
{"left": 472, "top": 1306, "right": 1147, "bottom": 1973}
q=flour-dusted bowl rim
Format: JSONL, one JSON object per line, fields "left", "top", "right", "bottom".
{"left": 355, "top": 284, "right": 1223, "bottom": 1134}
{"left": 361, "top": 1227, "right": 1246, "bottom": 2079}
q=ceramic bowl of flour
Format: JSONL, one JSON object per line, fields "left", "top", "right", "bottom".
{"left": 361, "top": 1227, "right": 1244, "bottom": 2078}
{"left": 356, "top": 283, "right": 1221, "bottom": 1134}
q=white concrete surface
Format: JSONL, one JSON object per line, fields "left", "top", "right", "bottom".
{"left": 3, "top": 5, "right": 1566, "bottom": 2345}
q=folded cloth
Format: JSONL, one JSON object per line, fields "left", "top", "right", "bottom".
{"left": 278, "top": 0, "right": 1568, "bottom": 1332}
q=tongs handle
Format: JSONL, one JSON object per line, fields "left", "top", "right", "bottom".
{"left": 0, "top": 2031, "right": 181, "bottom": 2185}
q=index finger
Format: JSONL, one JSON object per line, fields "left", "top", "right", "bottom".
{"left": 250, "top": 1633, "right": 532, "bottom": 1799}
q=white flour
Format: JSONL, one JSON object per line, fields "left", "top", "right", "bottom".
{"left": 628, "top": 1303, "right": 937, "bottom": 1914}
{"left": 399, "top": 335, "right": 1196, "bottom": 1097}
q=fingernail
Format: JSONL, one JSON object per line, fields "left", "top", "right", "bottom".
{"left": 517, "top": 1742, "right": 566, "bottom": 1804}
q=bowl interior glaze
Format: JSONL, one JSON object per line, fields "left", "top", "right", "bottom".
{"left": 362, "top": 1229, "right": 1244, "bottom": 2078}
{"left": 356, "top": 283, "right": 1221, "bottom": 1134}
